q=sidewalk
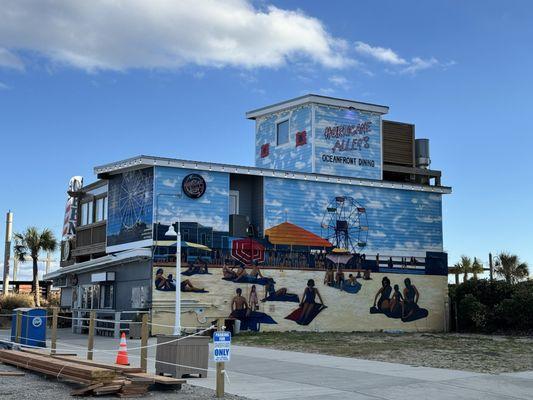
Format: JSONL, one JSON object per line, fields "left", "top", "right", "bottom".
{"left": 2, "top": 329, "right": 533, "bottom": 400}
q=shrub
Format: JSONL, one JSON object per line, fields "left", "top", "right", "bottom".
{"left": 0, "top": 293, "right": 35, "bottom": 311}
{"left": 458, "top": 294, "right": 487, "bottom": 331}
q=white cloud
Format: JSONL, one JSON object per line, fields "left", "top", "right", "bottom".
{"left": 328, "top": 75, "right": 348, "bottom": 87}
{"left": 0, "top": 0, "right": 352, "bottom": 71}
{"left": 0, "top": 82, "right": 10, "bottom": 90}
{"left": 355, "top": 41, "right": 407, "bottom": 65}
{"left": 355, "top": 41, "right": 451, "bottom": 75}
{"left": 400, "top": 57, "right": 439, "bottom": 75}
{"left": 0, "top": 48, "right": 25, "bottom": 70}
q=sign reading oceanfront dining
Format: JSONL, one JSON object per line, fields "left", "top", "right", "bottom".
{"left": 314, "top": 105, "right": 381, "bottom": 180}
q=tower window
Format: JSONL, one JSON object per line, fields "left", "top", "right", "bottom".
{"left": 276, "top": 120, "right": 289, "bottom": 145}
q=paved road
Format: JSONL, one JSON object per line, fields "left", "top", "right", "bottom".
{"left": 2, "top": 329, "right": 533, "bottom": 400}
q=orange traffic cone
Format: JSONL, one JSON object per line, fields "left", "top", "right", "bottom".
{"left": 115, "top": 332, "right": 130, "bottom": 365}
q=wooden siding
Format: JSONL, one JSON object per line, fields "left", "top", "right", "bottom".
{"left": 383, "top": 120, "right": 414, "bottom": 167}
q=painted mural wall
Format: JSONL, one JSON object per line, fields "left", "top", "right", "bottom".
{"left": 154, "top": 166, "right": 230, "bottom": 237}
{"left": 264, "top": 177, "right": 443, "bottom": 257}
{"left": 255, "top": 105, "right": 313, "bottom": 172}
{"left": 106, "top": 167, "right": 154, "bottom": 252}
{"left": 151, "top": 266, "right": 448, "bottom": 334}
{"left": 254, "top": 103, "right": 382, "bottom": 180}
{"left": 313, "top": 104, "right": 382, "bottom": 180}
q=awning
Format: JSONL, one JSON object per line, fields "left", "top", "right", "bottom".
{"left": 265, "top": 222, "right": 333, "bottom": 247}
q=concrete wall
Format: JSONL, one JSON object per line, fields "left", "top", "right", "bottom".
{"left": 151, "top": 266, "right": 448, "bottom": 335}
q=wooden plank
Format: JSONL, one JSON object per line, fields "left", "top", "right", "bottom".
{"left": 70, "top": 382, "right": 105, "bottom": 396}
{"left": 93, "top": 384, "right": 123, "bottom": 395}
{"left": 0, "top": 371, "right": 25, "bottom": 376}
{"left": 123, "top": 372, "right": 186, "bottom": 385}
{"left": 51, "top": 355, "right": 143, "bottom": 373}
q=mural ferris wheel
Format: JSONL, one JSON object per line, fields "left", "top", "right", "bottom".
{"left": 119, "top": 170, "right": 151, "bottom": 229}
{"left": 321, "top": 196, "right": 369, "bottom": 253}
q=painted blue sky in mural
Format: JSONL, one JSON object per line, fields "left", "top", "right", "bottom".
{"left": 264, "top": 177, "right": 443, "bottom": 257}
{"left": 154, "top": 167, "right": 229, "bottom": 232}
{"left": 1, "top": 1, "right": 532, "bottom": 277}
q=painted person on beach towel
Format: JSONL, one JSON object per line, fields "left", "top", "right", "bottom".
{"left": 300, "top": 279, "right": 325, "bottom": 323}
{"left": 155, "top": 268, "right": 175, "bottom": 291}
{"left": 180, "top": 279, "right": 206, "bottom": 293}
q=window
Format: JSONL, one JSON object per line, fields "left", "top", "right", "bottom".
{"left": 87, "top": 201, "right": 94, "bottom": 224}
{"left": 99, "top": 284, "right": 114, "bottom": 309}
{"left": 80, "top": 202, "right": 89, "bottom": 226}
{"left": 201, "top": 233, "right": 207, "bottom": 245}
{"left": 276, "top": 120, "right": 289, "bottom": 145}
{"left": 229, "top": 190, "right": 239, "bottom": 215}
{"left": 95, "top": 196, "right": 108, "bottom": 222}
{"left": 103, "top": 196, "right": 108, "bottom": 220}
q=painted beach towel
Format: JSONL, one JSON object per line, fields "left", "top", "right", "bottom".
{"left": 285, "top": 304, "right": 327, "bottom": 326}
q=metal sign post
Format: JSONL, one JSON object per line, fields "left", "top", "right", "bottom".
{"left": 214, "top": 318, "right": 230, "bottom": 398}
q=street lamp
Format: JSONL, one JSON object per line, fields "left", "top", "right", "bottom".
{"left": 165, "top": 221, "right": 181, "bottom": 336}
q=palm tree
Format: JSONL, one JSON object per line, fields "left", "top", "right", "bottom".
{"left": 494, "top": 252, "right": 529, "bottom": 284}
{"left": 13, "top": 227, "right": 57, "bottom": 306}
{"left": 471, "top": 257, "right": 484, "bottom": 280}
{"left": 455, "top": 255, "right": 473, "bottom": 282}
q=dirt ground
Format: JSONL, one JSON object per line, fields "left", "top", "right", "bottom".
{"left": 232, "top": 331, "right": 533, "bottom": 373}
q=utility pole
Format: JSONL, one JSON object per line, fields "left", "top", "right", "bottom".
{"left": 3, "top": 211, "right": 13, "bottom": 295}
{"left": 45, "top": 252, "right": 52, "bottom": 275}
{"left": 489, "top": 252, "right": 494, "bottom": 282}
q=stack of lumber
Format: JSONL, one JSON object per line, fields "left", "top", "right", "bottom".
{"left": 0, "top": 349, "right": 186, "bottom": 397}
{"left": 0, "top": 350, "right": 116, "bottom": 384}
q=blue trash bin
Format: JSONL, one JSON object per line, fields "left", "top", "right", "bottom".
{"left": 10, "top": 308, "right": 47, "bottom": 347}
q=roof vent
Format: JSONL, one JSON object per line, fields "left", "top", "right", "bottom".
{"left": 415, "top": 139, "right": 431, "bottom": 169}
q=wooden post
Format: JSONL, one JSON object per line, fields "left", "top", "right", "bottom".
{"left": 140, "top": 314, "right": 148, "bottom": 372}
{"left": 216, "top": 317, "right": 225, "bottom": 398}
{"left": 51, "top": 307, "right": 58, "bottom": 354}
{"left": 15, "top": 310, "right": 22, "bottom": 343}
{"left": 87, "top": 310, "right": 95, "bottom": 360}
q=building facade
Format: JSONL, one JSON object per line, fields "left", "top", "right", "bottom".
{"left": 47, "top": 94, "right": 451, "bottom": 335}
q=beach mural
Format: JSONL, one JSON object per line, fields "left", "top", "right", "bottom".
{"left": 370, "top": 277, "right": 429, "bottom": 322}
{"left": 107, "top": 167, "right": 154, "bottom": 252}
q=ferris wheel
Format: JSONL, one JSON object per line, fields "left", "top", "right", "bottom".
{"left": 321, "top": 196, "right": 369, "bottom": 252}
{"left": 119, "top": 170, "right": 150, "bottom": 229}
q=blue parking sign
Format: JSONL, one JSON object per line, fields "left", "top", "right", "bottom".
{"left": 213, "top": 331, "right": 231, "bottom": 362}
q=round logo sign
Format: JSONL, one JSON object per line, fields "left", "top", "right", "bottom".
{"left": 32, "top": 316, "right": 43, "bottom": 328}
{"left": 182, "top": 174, "right": 206, "bottom": 199}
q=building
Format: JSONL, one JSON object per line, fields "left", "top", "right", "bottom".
{"left": 46, "top": 94, "right": 451, "bottom": 334}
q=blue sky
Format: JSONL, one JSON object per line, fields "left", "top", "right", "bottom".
{"left": 0, "top": 0, "right": 532, "bottom": 278}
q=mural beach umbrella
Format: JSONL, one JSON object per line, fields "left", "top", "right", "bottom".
{"left": 230, "top": 237, "right": 265, "bottom": 264}
{"left": 327, "top": 248, "right": 353, "bottom": 268}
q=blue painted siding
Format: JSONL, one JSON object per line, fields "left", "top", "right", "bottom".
{"left": 154, "top": 167, "right": 229, "bottom": 232}
{"left": 313, "top": 104, "right": 382, "bottom": 179}
{"left": 263, "top": 177, "right": 442, "bottom": 257}
{"left": 255, "top": 105, "right": 312, "bottom": 172}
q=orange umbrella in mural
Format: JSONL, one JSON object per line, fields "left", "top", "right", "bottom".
{"left": 265, "top": 221, "right": 333, "bottom": 247}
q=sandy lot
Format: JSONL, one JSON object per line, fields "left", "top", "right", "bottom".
{"left": 233, "top": 331, "right": 533, "bottom": 373}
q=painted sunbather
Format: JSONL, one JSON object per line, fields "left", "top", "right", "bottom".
{"left": 234, "top": 263, "right": 249, "bottom": 281}
{"left": 300, "top": 279, "right": 324, "bottom": 323}
{"left": 346, "top": 273, "right": 359, "bottom": 286}
{"left": 335, "top": 270, "right": 345, "bottom": 287}
{"left": 222, "top": 264, "right": 237, "bottom": 280}
{"left": 180, "top": 279, "right": 205, "bottom": 292}
{"left": 389, "top": 284, "right": 404, "bottom": 316}
{"left": 249, "top": 285, "right": 259, "bottom": 311}
{"left": 231, "top": 288, "right": 248, "bottom": 312}
{"left": 402, "top": 278, "right": 419, "bottom": 319}
{"left": 372, "top": 276, "right": 392, "bottom": 311}
{"left": 323, "top": 266, "right": 334, "bottom": 286}
{"left": 154, "top": 268, "right": 176, "bottom": 291}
